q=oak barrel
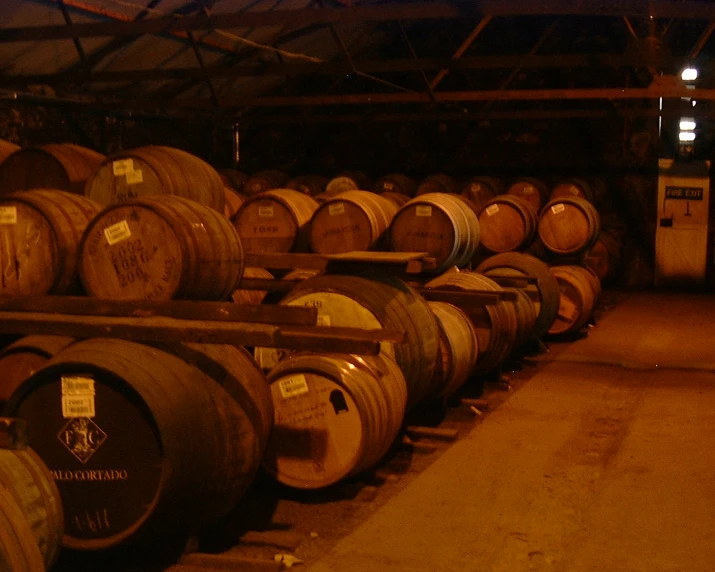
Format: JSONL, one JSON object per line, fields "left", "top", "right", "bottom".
{"left": 0, "top": 143, "right": 105, "bottom": 196}
{"left": 428, "top": 302, "right": 479, "bottom": 400}
{"left": 5, "top": 338, "right": 272, "bottom": 550}
{"left": 389, "top": 193, "right": 480, "bottom": 272}
{"left": 0, "top": 190, "right": 103, "bottom": 295}
{"left": 223, "top": 186, "right": 246, "bottom": 219}
{"left": 263, "top": 353, "right": 407, "bottom": 489}
{"left": 583, "top": 231, "right": 621, "bottom": 284}
{"left": 218, "top": 169, "right": 248, "bottom": 193}
{"left": 286, "top": 174, "right": 329, "bottom": 197}
{"left": 0, "top": 336, "right": 76, "bottom": 405}
{"left": 231, "top": 267, "right": 274, "bottom": 305}
{"left": 373, "top": 173, "right": 417, "bottom": 197}
{"left": 460, "top": 176, "right": 501, "bottom": 213}
{"left": 309, "top": 190, "right": 398, "bottom": 254}
{"left": 85, "top": 146, "right": 225, "bottom": 213}
{"left": 325, "top": 171, "right": 372, "bottom": 196}
{"left": 507, "top": 177, "right": 549, "bottom": 213}
{"left": 255, "top": 273, "right": 440, "bottom": 408}
{"left": 0, "top": 140, "right": 20, "bottom": 164}
{"left": 548, "top": 265, "right": 601, "bottom": 335}
{"left": 550, "top": 178, "right": 593, "bottom": 202}
{"left": 242, "top": 169, "right": 290, "bottom": 197}
{"left": 475, "top": 252, "right": 560, "bottom": 339}
{"left": 79, "top": 195, "right": 244, "bottom": 301}
{"left": 478, "top": 195, "right": 538, "bottom": 253}
{"left": 0, "top": 484, "right": 45, "bottom": 571}
{"left": 0, "top": 447, "right": 63, "bottom": 568}
{"left": 381, "top": 192, "right": 411, "bottom": 208}
{"left": 538, "top": 196, "right": 600, "bottom": 255}
{"left": 416, "top": 173, "right": 460, "bottom": 196}
{"left": 232, "top": 189, "right": 319, "bottom": 253}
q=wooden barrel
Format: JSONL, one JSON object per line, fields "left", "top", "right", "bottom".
{"left": 231, "top": 267, "right": 274, "bottom": 305}
{"left": 241, "top": 169, "right": 290, "bottom": 197}
{"left": 85, "top": 146, "right": 225, "bottom": 213}
{"left": 312, "top": 192, "right": 331, "bottom": 204}
{"left": 325, "top": 171, "right": 372, "bottom": 196}
{"left": 389, "top": 193, "right": 480, "bottom": 272}
{"left": 475, "top": 252, "right": 560, "bottom": 339}
{"left": 218, "top": 169, "right": 248, "bottom": 193}
{"left": 416, "top": 173, "right": 459, "bottom": 195}
{"left": 309, "top": 190, "right": 398, "bottom": 254}
{"left": 381, "top": 192, "right": 411, "bottom": 208}
{"left": 548, "top": 265, "right": 601, "bottom": 335}
{"left": 425, "top": 270, "right": 518, "bottom": 373}
{"left": 507, "top": 177, "right": 549, "bottom": 213}
{"left": 0, "top": 484, "right": 45, "bottom": 571}
{"left": 79, "top": 195, "right": 244, "bottom": 301}
{"left": 460, "top": 176, "right": 501, "bottom": 213}
{"left": 5, "top": 338, "right": 272, "bottom": 550}
{"left": 286, "top": 174, "right": 329, "bottom": 197}
{"left": 0, "top": 143, "right": 105, "bottom": 196}
{"left": 0, "top": 336, "right": 76, "bottom": 405}
{"left": 550, "top": 178, "right": 593, "bottom": 202}
{"left": 478, "top": 195, "right": 538, "bottom": 253}
{"left": 583, "top": 231, "right": 621, "bottom": 284}
{"left": 538, "top": 196, "right": 600, "bottom": 255}
{"left": 427, "top": 302, "right": 479, "bottom": 400}
{"left": 223, "top": 186, "right": 246, "bottom": 219}
{"left": 0, "top": 190, "right": 103, "bottom": 296}
{"left": 0, "top": 447, "right": 63, "bottom": 568}
{"left": 232, "top": 189, "right": 319, "bottom": 253}
{"left": 256, "top": 273, "right": 439, "bottom": 409}
{"left": 373, "top": 173, "right": 417, "bottom": 197}
{"left": 0, "top": 139, "right": 20, "bottom": 164}
{"left": 263, "top": 353, "right": 407, "bottom": 489}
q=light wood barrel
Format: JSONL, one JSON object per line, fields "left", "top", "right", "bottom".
{"left": 0, "top": 190, "right": 103, "bottom": 295}
{"left": 478, "top": 195, "right": 538, "bottom": 253}
{"left": 242, "top": 169, "right": 290, "bottom": 197}
{"left": 231, "top": 267, "right": 274, "bottom": 305}
{"left": 263, "top": 353, "right": 407, "bottom": 489}
{"left": 80, "top": 195, "right": 244, "bottom": 300}
{"left": 0, "top": 447, "right": 63, "bottom": 568}
{"left": 507, "top": 177, "right": 549, "bottom": 213}
{"left": 325, "top": 171, "right": 372, "bottom": 196}
{"left": 416, "top": 173, "right": 459, "bottom": 195}
{"left": 475, "top": 252, "right": 560, "bottom": 339}
{"left": 5, "top": 338, "right": 272, "bottom": 550}
{"left": 286, "top": 174, "right": 329, "bottom": 197}
{"left": 381, "top": 192, "right": 411, "bottom": 208}
{"left": 548, "top": 265, "right": 601, "bottom": 335}
{"left": 0, "top": 484, "right": 45, "bottom": 571}
{"left": 85, "top": 146, "right": 225, "bottom": 212}
{"left": 538, "top": 196, "right": 600, "bottom": 255}
{"left": 389, "top": 193, "right": 480, "bottom": 272}
{"left": 550, "top": 178, "right": 594, "bottom": 202}
{"left": 232, "top": 189, "right": 319, "bottom": 253}
{"left": 256, "top": 273, "right": 440, "bottom": 408}
{"left": 0, "top": 143, "right": 105, "bottom": 196}
{"left": 218, "top": 169, "right": 248, "bottom": 193}
{"left": 460, "top": 176, "right": 501, "bottom": 213}
{"left": 0, "top": 336, "right": 75, "bottom": 405}
{"left": 223, "top": 186, "right": 246, "bottom": 219}
{"left": 309, "top": 190, "right": 398, "bottom": 254}
{"left": 583, "top": 231, "right": 621, "bottom": 284}
{"left": 374, "top": 173, "right": 417, "bottom": 197}
{"left": 428, "top": 302, "right": 479, "bottom": 400}
{"left": 0, "top": 139, "right": 20, "bottom": 164}
{"left": 425, "top": 270, "right": 518, "bottom": 373}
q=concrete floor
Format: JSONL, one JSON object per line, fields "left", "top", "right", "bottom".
{"left": 305, "top": 292, "right": 715, "bottom": 572}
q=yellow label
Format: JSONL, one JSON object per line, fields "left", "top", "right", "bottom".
{"left": 523, "top": 185, "right": 535, "bottom": 195}
{"left": 486, "top": 204, "right": 500, "bottom": 216}
{"left": 470, "top": 183, "right": 482, "bottom": 193}
{"left": 551, "top": 203, "right": 566, "bottom": 215}
{"left": 383, "top": 181, "right": 394, "bottom": 190}
{"left": 112, "top": 159, "right": 134, "bottom": 176}
{"left": 125, "top": 169, "right": 143, "bottom": 185}
{"left": 416, "top": 205, "right": 432, "bottom": 217}
{"left": 62, "top": 395, "right": 95, "bottom": 418}
{"left": 0, "top": 206, "right": 17, "bottom": 225}
{"left": 317, "top": 314, "right": 331, "bottom": 326}
{"left": 258, "top": 206, "right": 274, "bottom": 218}
{"left": 569, "top": 186, "right": 580, "bottom": 195}
{"left": 279, "top": 374, "right": 309, "bottom": 399}
{"left": 103, "top": 220, "right": 131, "bottom": 245}
{"left": 62, "top": 376, "right": 95, "bottom": 396}
{"left": 328, "top": 203, "right": 345, "bottom": 216}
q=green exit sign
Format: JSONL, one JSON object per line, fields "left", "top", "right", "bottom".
{"left": 665, "top": 186, "right": 704, "bottom": 200}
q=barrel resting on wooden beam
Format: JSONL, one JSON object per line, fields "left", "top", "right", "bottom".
{"left": 418, "top": 288, "right": 517, "bottom": 305}
{"left": 244, "top": 251, "right": 435, "bottom": 274}
{"left": 0, "top": 312, "right": 403, "bottom": 355}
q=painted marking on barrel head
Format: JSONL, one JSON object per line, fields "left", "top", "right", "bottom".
{"left": 279, "top": 374, "right": 309, "bottom": 399}
{"left": 58, "top": 418, "right": 106, "bottom": 464}
{"left": 103, "top": 220, "right": 131, "bottom": 245}
{"left": 258, "top": 206, "right": 274, "bottom": 218}
{"left": 0, "top": 206, "right": 17, "bottom": 225}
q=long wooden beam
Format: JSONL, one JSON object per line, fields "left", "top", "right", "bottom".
{"left": 4, "top": 2, "right": 715, "bottom": 43}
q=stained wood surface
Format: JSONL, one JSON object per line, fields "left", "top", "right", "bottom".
{"left": 460, "top": 176, "right": 500, "bottom": 213}
{"left": 373, "top": 173, "right": 417, "bottom": 197}
{"left": 478, "top": 195, "right": 537, "bottom": 253}
{"left": 286, "top": 174, "right": 329, "bottom": 197}
{"left": 232, "top": 267, "right": 275, "bottom": 305}
{"left": 242, "top": 169, "right": 290, "bottom": 196}
{"left": 507, "top": 177, "right": 548, "bottom": 213}
{"left": 538, "top": 196, "right": 600, "bottom": 255}
{"left": 416, "top": 173, "right": 459, "bottom": 195}
{"left": 325, "top": 171, "right": 372, "bottom": 195}
{"left": 0, "top": 139, "right": 20, "bottom": 164}
{"left": 0, "top": 484, "right": 45, "bottom": 571}
{"left": 244, "top": 250, "right": 435, "bottom": 274}
{"left": 0, "top": 418, "right": 27, "bottom": 449}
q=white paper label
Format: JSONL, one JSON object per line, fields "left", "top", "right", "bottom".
{"left": 104, "top": 220, "right": 131, "bottom": 245}
{"left": 416, "top": 205, "right": 432, "bottom": 217}
{"left": 279, "top": 374, "right": 309, "bottom": 399}
{"left": 62, "top": 395, "right": 96, "bottom": 418}
{"left": 62, "top": 376, "right": 95, "bottom": 396}
{"left": 125, "top": 169, "right": 144, "bottom": 185}
{"left": 523, "top": 185, "right": 535, "bottom": 195}
{"left": 486, "top": 204, "right": 500, "bottom": 216}
{"left": 470, "top": 183, "right": 481, "bottom": 193}
{"left": 112, "top": 159, "right": 134, "bottom": 176}
{"left": 0, "top": 206, "right": 17, "bottom": 225}
{"left": 383, "top": 182, "right": 394, "bottom": 190}
{"left": 328, "top": 203, "right": 345, "bottom": 216}
{"left": 569, "top": 186, "right": 580, "bottom": 195}
{"left": 551, "top": 203, "right": 566, "bottom": 215}
{"left": 258, "top": 206, "right": 274, "bottom": 218}
{"left": 316, "top": 314, "right": 331, "bottom": 326}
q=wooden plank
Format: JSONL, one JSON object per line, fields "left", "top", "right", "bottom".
{"left": 324, "top": 251, "right": 429, "bottom": 264}
{"left": 0, "top": 418, "right": 28, "bottom": 450}
{"left": 238, "top": 530, "right": 303, "bottom": 550}
{"left": 244, "top": 252, "right": 329, "bottom": 270}
{"left": 235, "top": 278, "right": 297, "bottom": 293}
{"left": 484, "top": 273, "right": 539, "bottom": 284}
{"left": 176, "top": 552, "right": 282, "bottom": 572}
{"left": 417, "top": 289, "right": 517, "bottom": 305}
{"left": 0, "top": 296, "right": 317, "bottom": 326}
{"left": 405, "top": 426, "right": 459, "bottom": 441}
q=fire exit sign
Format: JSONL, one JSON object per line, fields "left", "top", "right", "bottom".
{"left": 665, "top": 186, "right": 704, "bottom": 200}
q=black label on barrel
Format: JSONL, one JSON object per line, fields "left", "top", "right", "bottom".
{"left": 665, "top": 186, "right": 703, "bottom": 200}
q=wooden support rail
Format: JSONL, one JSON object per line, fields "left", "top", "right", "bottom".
{"left": 244, "top": 251, "right": 437, "bottom": 275}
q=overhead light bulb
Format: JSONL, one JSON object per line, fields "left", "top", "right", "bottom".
{"left": 682, "top": 68, "right": 698, "bottom": 81}
{"left": 679, "top": 131, "right": 696, "bottom": 142}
